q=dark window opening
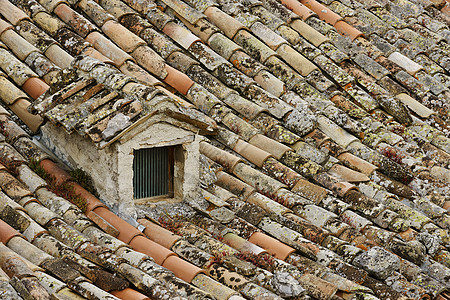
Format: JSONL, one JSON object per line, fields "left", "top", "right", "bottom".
{"left": 133, "top": 147, "right": 174, "bottom": 199}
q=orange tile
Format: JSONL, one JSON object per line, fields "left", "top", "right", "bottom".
{"left": 276, "top": 44, "right": 317, "bottom": 76}
{"left": 0, "top": 171, "right": 33, "bottom": 200}
{"left": 0, "top": 219, "right": 22, "bottom": 244}
{"left": 162, "top": 255, "right": 204, "bottom": 283}
{"left": 93, "top": 207, "right": 143, "bottom": 244}
{"left": 215, "top": 171, "right": 256, "bottom": 200}
{"left": 101, "top": 20, "right": 146, "bottom": 53}
{"left": 131, "top": 46, "right": 168, "bottom": 79}
{"left": 443, "top": 201, "right": 450, "bottom": 210}
{"left": 299, "top": 273, "right": 338, "bottom": 299}
{"left": 111, "top": 288, "right": 150, "bottom": 300}
{"left": 442, "top": 4, "right": 450, "bottom": 16}
{"left": 397, "top": 228, "right": 417, "bottom": 241}
{"left": 1, "top": 29, "right": 39, "bottom": 61}
{"left": 333, "top": 181, "right": 357, "bottom": 197}
{"left": 232, "top": 139, "right": 272, "bottom": 168}
{"left": 77, "top": 0, "right": 115, "bottom": 26}
{"left": 70, "top": 182, "right": 107, "bottom": 213}
{"left": 328, "top": 164, "right": 370, "bottom": 183}
{"left": 301, "top": 0, "right": 342, "bottom": 25}
{"left": 21, "top": 77, "right": 50, "bottom": 100}
{"left": 9, "top": 99, "right": 43, "bottom": 133}
{"left": 162, "top": 22, "right": 201, "bottom": 49}
{"left": 337, "top": 152, "right": 377, "bottom": 176}
{"left": 128, "top": 235, "right": 176, "bottom": 265}
{"left": 0, "top": 117, "right": 27, "bottom": 141}
{"left": 181, "top": 17, "right": 218, "bottom": 43}
{"left": 82, "top": 83, "right": 104, "bottom": 101}
{"left": 248, "top": 231, "right": 295, "bottom": 260}
{"left": 32, "top": 12, "right": 65, "bottom": 36}
{"left": 199, "top": 142, "right": 243, "bottom": 172}
{"left": 248, "top": 134, "right": 292, "bottom": 160}
{"left": 162, "top": 65, "right": 194, "bottom": 95}
{"left": 204, "top": 7, "right": 245, "bottom": 38}
{"left": 82, "top": 47, "right": 115, "bottom": 65}
{"left": 85, "top": 31, "right": 134, "bottom": 66}
{"left": 54, "top": 4, "right": 96, "bottom": 37}
{"left": 138, "top": 218, "right": 181, "bottom": 249}
{"left": 280, "top": 0, "right": 316, "bottom": 20}
{"left": 291, "top": 178, "right": 328, "bottom": 203}
{"left": 334, "top": 20, "right": 363, "bottom": 40}
{"left": 39, "top": 159, "right": 72, "bottom": 186}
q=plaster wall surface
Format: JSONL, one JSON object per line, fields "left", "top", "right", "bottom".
{"left": 40, "top": 123, "right": 120, "bottom": 207}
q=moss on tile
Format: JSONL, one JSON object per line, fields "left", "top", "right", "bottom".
{"left": 28, "top": 159, "right": 88, "bottom": 212}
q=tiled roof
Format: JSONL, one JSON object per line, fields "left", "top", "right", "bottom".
{"left": 0, "top": 0, "right": 450, "bottom": 298}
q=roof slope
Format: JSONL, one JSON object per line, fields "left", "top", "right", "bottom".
{"left": 0, "top": 0, "right": 450, "bottom": 298}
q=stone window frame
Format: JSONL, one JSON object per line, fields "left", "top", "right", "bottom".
{"left": 133, "top": 146, "right": 175, "bottom": 201}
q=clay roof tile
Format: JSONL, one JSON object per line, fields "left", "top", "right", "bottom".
{"left": 0, "top": 220, "right": 23, "bottom": 244}
{"left": 205, "top": 7, "right": 246, "bottom": 39}
{"left": 0, "top": 0, "right": 30, "bottom": 25}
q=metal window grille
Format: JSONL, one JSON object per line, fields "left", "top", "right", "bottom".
{"left": 133, "top": 147, "right": 173, "bottom": 199}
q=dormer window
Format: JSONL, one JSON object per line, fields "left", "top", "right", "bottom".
{"left": 133, "top": 147, "right": 174, "bottom": 199}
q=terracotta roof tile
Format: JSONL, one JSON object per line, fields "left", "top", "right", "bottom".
{"left": 111, "top": 288, "right": 150, "bottom": 300}
{"left": 97, "top": 0, "right": 137, "bottom": 20}
{"left": 44, "top": 44, "right": 74, "bottom": 68}
{"left": 10, "top": 98, "right": 44, "bottom": 132}
{"left": 77, "top": 0, "right": 116, "bottom": 26}
{"left": 32, "top": 11, "right": 66, "bottom": 36}
{"left": 0, "top": 0, "right": 30, "bottom": 25}
{"left": 221, "top": 114, "right": 259, "bottom": 140}
{"left": 248, "top": 231, "right": 295, "bottom": 260}
{"left": 0, "top": 76, "right": 29, "bottom": 105}
{"left": 0, "top": 171, "right": 33, "bottom": 200}
{"left": 0, "top": 219, "right": 23, "bottom": 244}
{"left": 216, "top": 170, "right": 256, "bottom": 200}
{"left": 93, "top": 207, "right": 143, "bottom": 244}
{"left": 131, "top": 45, "right": 168, "bottom": 78}
{"left": 138, "top": 218, "right": 181, "bottom": 249}
{"left": 280, "top": 0, "right": 316, "bottom": 20}
{"left": 119, "top": 61, "right": 160, "bottom": 85}
{"left": 162, "top": 65, "right": 194, "bottom": 95}
{"left": 101, "top": 20, "right": 145, "bottom": 53}
{"left": 228, "top": 50, "right": 265, "bottom": 79}
{"left": 232, "top": 139, "right": 272, "bottom": 167}
{"left": 162, "top": 21, "right": 201, "bottom": 49}
{"left": 21, "top": 77, "right": 50, "bottom": 100}
{"left": 200, "top": 141, "right": 243, "bottom": 172}
{"left": 302, "top": 0, "right": 343, "bottom": 25}
{"left": 49, "top": 7, "right": 92, "bottom": 37}
{"left": 204, "top": 7, "right": 245, "bottom": 39}
{"left": 0, "top": 48, "right": 38, "bottom": 86}
{"left": 182, "top": 17, "right": 220, "bottom": 43}
{"left": 0, "top": 31, "right": 38, "bottom": 63}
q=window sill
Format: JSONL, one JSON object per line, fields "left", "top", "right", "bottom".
{"left": 134, "top": 194, "right": 180, "bottom": 204}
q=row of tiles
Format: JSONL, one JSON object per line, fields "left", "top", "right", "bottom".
{"left": 0, "top": 0, "right": 448, "bottom": 164}
{"left": 0, "top": 113, "right": 447, "bottom": 300}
